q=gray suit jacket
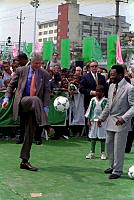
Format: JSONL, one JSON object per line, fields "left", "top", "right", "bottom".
{"left": 100, "top": 78, "right": 134, "bottom": 132}
{"left": 5, "top": 65, "right": 50, "bottom": 121}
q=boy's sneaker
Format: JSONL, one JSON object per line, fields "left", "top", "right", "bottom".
{"left": 86, "top": 153, "right": 96, "bottom": 159}
{"left": 100, "top": 152, "right": 107, "bottom": 160}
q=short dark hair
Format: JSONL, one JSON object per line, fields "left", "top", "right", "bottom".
{"left": 17, "top": 53, "right": 28, "bottom": 60}
{"left": 111, "top": 65, "right": 125, "bottom": 76}
{"left": 96, "top": 85, "right": 105, "bottom": 92}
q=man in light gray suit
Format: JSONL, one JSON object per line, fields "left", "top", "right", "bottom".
{"left": 98, "top": 65, "right": 134, "bottom": 179}
{"left": 2, "top": 52, "right": 50, "bottom": 171}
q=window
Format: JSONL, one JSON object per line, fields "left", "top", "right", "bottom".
{"left": 38, "top": 39, "right": 42, "bottom": 42}
{"left": 49, "top": 23, "right": 53, "bottom": 27}
{"left": 82, "top": 29, "right": 90, "bottom": 33}
{"left": 54, "top": 22, "right": 57, "bottom": 26}
{"left": 44, "top": 31, "right": 48, "bottom": 35}
{"left": 93, "top": 30, "right": 98, "bottom": 33}
{"left": 58, "top": 21, "right": 61, "bottom": 25}
{"left": 58, "top": 28, "right": 60, "bottom": 32}
{"left": 43, "top": 38, "right": 47, "bottom": 42}
{"left": 39, "top": 32, "right": 42, "bottom": 35}
{"left": 58, "top": 36, "right": 60, "bottom": 40}
{"left": 104, "top": 31, "right": 111, "bottom": 35}
{"left": 39, "top": 25, "right": 43, "bottom": 29}
{"left": 48, "top": 37, "right": 53, "bottom": 41}
{"left": 54, "top": 29, "right": 57, "bottom": 33}
{"left": 49, "top": 30, "right": 53, "bottom": 34}
{"left": 83, "top": 21, "right": 90, "bottom": 26}
{"left": 94, "top": 22, "right": 102, "bottom": 27}
{"left": 54, "top": 37, "right": 57, "bottom": 40}
{"left": 44, "top": 24, "right": 48, "bottom": 28}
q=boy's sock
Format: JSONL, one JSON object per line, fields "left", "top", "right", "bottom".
{"left": 91, "top": 139, "right": 96, "bottom": 153}
{"left": 100, "top": 140, "right": 105, "bottom": 153}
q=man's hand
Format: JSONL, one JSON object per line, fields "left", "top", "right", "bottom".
{"left": 116, "top": 117, "right": 125, "bottom": 126}
{"left": 97, "top": 119, "right": 103, "bottom": 127}
{"left": 2, "top": 101, "right": 9, "bottom": 110}
{"left": 91, "top": 91, "right": 96, "bottom": 96}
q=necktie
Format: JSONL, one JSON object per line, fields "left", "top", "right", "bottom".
{"left": 30, "top": 72, "right": 36, "bottom": 96}
{"left": 112, "top": 83, "right": 118, "bottom": 100}
{"left": 94, "top": 73, "right": 98, "bottom": 85}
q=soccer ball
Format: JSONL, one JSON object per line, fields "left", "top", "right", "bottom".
{"left": 54, "top": 96, "right": 69, "bottom": 112}
{"left": 128, "top": 166, "right": 134, "bottom": 179}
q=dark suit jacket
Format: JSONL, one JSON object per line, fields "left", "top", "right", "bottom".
{"left": 79, "top": 72, "right": 108, "bottom": 110}
{"left": 5, "top": 65, "right": 50, "bottom": 121}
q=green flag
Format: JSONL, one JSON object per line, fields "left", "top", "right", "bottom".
{"left": 61, "top": 39, "right": 70, "bottom": 69}
{"left": 27, "top": 43, "right": 33, "bottom": 55}
{"left": 83, "top": 37, "right": 93, "bottom": 64}
{"left": 2, "top": 45, "right": 8, "bottom": 60}
{"left": 92, "top": 38, "right": 103, "bottom": 62}
{"left": 22, "top": 42, "right": 33, "bottom": 59}
{"left": 107, "top": 34, "right": 117, "bottom": 71}
{"left": 83, "top": 37, "right": 103, "bottom": 64}
{"left": 43, "top": 41, "right": 53, "bottom": 61}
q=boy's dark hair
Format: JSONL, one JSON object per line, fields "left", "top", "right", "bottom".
{"left": 111, "top": 65, "right": 125, "bottom": 76}
{"left": 96, "top": 85, "right": 105, "bottom": 92}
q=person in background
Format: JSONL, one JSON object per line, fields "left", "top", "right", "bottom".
{"left": 85, "top": 62, "right": 91, "bottom": 73}
{"left": 54, "top": 65, "right": 61, "bottom": 74}
{"left": 97, "top": 66, "right": 103, "bottom": 74}
{"left": 47, "top": 52, "right": 60, "bottom": 68}
{"left": 75, "top": 66, "right": 82, "bottom": 76}
{"left": 14, "top": 53, "right": 29, "bottom": 144}
{"left": 80, "top": 60, "right": 107, "bottom": 111}
{"left": 85, "top": 85, "right": 108, "bottom": 160}
{"left": 69, "top": 75, "right": 85, "bottom": 137}
{"left": 16, "top": 53, "right": 29, "bottom": 67}
{"left": 2, "top": 61, "right": 12, "bottom": 81}
{"left": 82, "top": 66, "right": 87, "bottom": 75}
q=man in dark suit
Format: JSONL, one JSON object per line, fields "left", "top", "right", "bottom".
{"left": 79, "top": 60, "right": 108, "bottom": 111}
{"left": 2, "top": 52, "right": 50, "bottom": 171}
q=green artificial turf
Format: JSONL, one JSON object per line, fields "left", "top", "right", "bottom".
{"left": 0, "top": 138, "right": 134, "bottom": 200}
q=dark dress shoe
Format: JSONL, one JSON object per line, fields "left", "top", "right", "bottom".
{"left": 35, "top": 141, "right": 42, "bottom": 145}
{"left": 109, "top": 174, "right": 120, "bottom": 179}
{"left": 20, "top": 162, "right": 38, "bottom": 171}
{"left": 104, "top": 168, "right": 113, "bottom": 174}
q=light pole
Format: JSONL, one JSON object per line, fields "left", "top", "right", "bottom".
{"left": 30, "top": 0, "right": 40, "bottom": 51}
{"left": 115, "top": 0, "right": 128, "bottom": 34}
{"left": 17, "top": 10, "right": 25, "bottom": 54}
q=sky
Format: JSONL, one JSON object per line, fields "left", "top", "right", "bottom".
{"left": 0, "top": 0, "right": 134, "bottom": 43}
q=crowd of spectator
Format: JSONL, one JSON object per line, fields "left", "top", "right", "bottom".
{"left": 0, "top": 52, "right": 134, "bottom": 151}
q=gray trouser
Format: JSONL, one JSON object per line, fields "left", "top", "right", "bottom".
{"left": 106, "top": 130, "right": 128, "bottom": 176}
{"left": 19, "top": 96, "right": 47, "bottom": 160}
